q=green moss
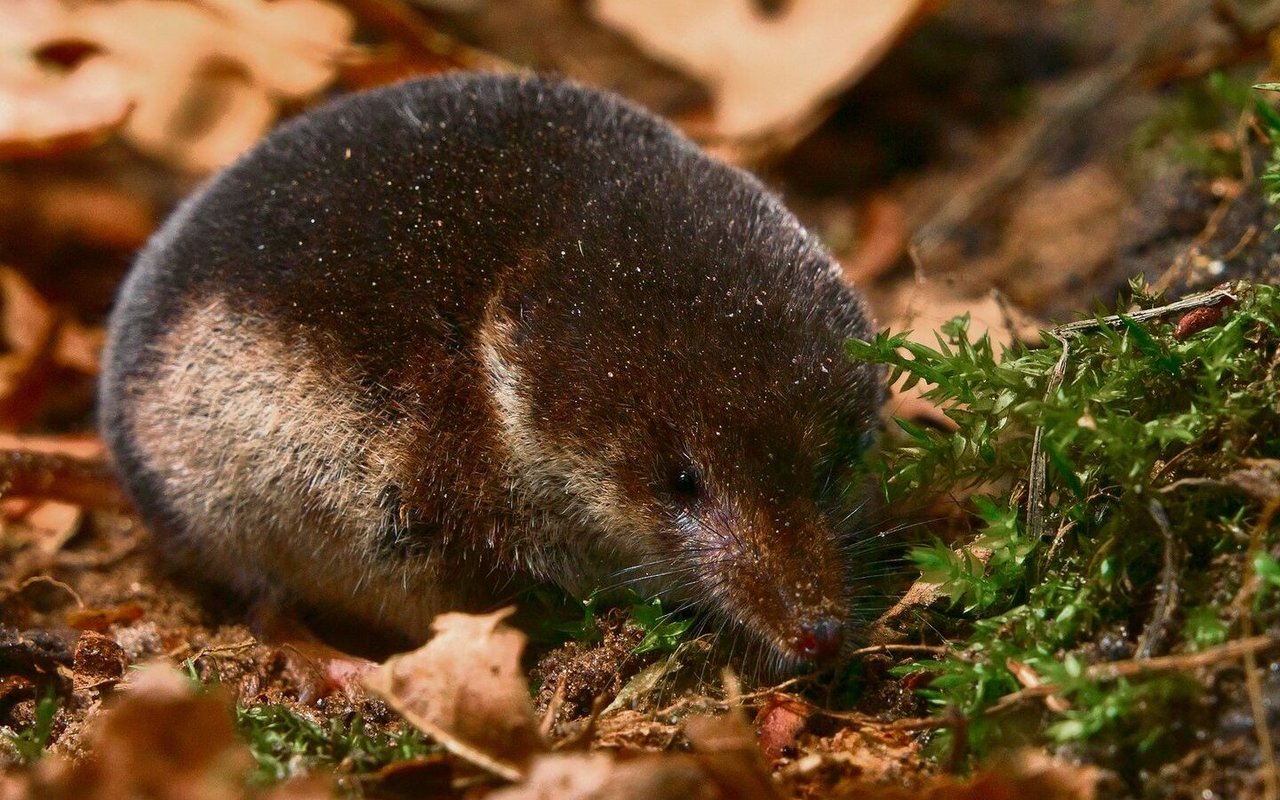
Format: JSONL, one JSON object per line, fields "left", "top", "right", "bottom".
{"left": 849, "top": 281, "right": 1280, "bottom": 765}
{"left": 1132, "top": 70, "right": 1261, "bottom": 177}
{"left": 236, "top": 704, "right": 436, "bottom": 785}
{"left": 5, "top": 690, "right": 58, "bottom": 764}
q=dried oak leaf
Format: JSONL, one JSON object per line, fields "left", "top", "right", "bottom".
{"left": 591, "top": 0, "right": 932, "bottom": 140}
{"left": 920, "top": 749, "right": 1100, "bottom": 800}
{"left": 878, "top": 282, "right": 1043, "bottom": 432}
{"left": 364, "top": 607, "right": 545, "bottom": 781}
{"left": 0, "top": 0, "right": 131, "bottom": 161}
{"left": 63, "top": 0, "right": 354, "bottom": 172}
{"left": 828, "top": 748, "right": 1099, "bottom": 800}
{"left": 368, "top": 609, "right": 787, "bottom": 798}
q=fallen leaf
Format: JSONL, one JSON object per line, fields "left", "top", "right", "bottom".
{"left": 0, "top": 0, "right": 132, "bottom": 160}
{"left": 364, "top": 607, "right": 545, "bottom": 781}
{"left": 359, "top": 754, "right": 453, "bottom": 798}
{"left": 22, "top": 500, "right": 81, "bottom": 539}
{"left": 0, "top": 434, "right": 104, "bottom": 459}
{"left": 0, "top": 178, "right": 154, "bottom": 255}
{"left": 72, "top": 630, "right": 127, "bottom": 686}
{"left": 0, "top": 266, "right": 103, "bottom": 380}
{"left": 879, "top": 282, "right": 1043, "bottom": 431}
{"left": 61, "top": 0, "right": 354, "bottom": 172}
{"left": 591, "top": 0, "right": 931, "bottom": 139}
{"left": 685, "top": 713, "right": 785, "bottom": 800}
{"left": 920, "top": 749, "right": 1101, "bottom": 800}
{"left": 29, "top": 662, "right": 252, "bottom": 800}
{"left": 0, "top": 265, "right": 56, "bottom": 361}
{"left": 0, "top": 439, "right": 127, "bottom": 512}
{"left": 601, "top": 653, "right": 684, "bottom": 715}
{"left": 489, "top": 753, "right": 717, "bottom": 800}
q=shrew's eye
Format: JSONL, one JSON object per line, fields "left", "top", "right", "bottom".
{"left": 669, "top": 467, "right": 701, "bottom": 503}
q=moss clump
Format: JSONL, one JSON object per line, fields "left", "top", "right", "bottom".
{"left": 849, "top": 281, "right": 1280, "bottom": 769}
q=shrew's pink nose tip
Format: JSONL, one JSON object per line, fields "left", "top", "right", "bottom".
{"left": 795, "top": 619, "right": 843, "bottom": 662}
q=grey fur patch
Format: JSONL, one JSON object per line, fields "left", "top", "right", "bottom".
{"left": 126, "top": 297, "right": 451, "bottom": 639}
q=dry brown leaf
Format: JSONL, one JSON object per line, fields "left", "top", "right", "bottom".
{"left": 360, "top": 754, "right": 453, "bottom": 797}
{"left": 61, "top": 0, "right": 354, "bottom": 172}
{"left": 921, "top": 749, "right": 1101, "bottom": 800}
{"left": 783, "top": 724, "right": 922, "bottom": 786}
{"left": 21, "top": 501, "right": 83, "bottom": 554}
{"left": 799, "top": 747, "right": 1098, "bottom": 800}
{"left": 0, "top": 266, "right": 102, "bottom": 376}
{"left": 0, "top": 266, "right": 56, "bottom": 363}
{"left": 66, "top": 602, "right": 146, "bottom": 633}
{"left": 489, "top": 753, "right": 717, "bottom": 800}
{"left": 0, "top": 0, "right": 132, "bottom": 160}
{"left": 27, "top": 663, "right": 253, "bottom": 800}
{"left": 3, "top": 179, "right": 154, "bottom": 253}
{"left": 336, "top": 0, "right": 512, "bottom": 88}
{"left": 684, "top": 713, "right": 786, "bottom": 800}
{"left": 843, "top": 196, "right": 910, "bottom": 285}
{"left": 364, "top": 607, "right": 545, "bottom": 781}
{"left": 591, "top": 0, "right": 929, "bottom": 139}
{"left": 980, "top": 165, "right": 1127, "bottom": 311}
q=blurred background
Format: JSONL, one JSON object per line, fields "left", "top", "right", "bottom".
{"left": 0, "top": 0, "right": 1276, "bottom": 433}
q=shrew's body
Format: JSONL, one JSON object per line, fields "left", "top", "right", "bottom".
{"left": 100, "top": 73, "right": 884, "bottom": 670}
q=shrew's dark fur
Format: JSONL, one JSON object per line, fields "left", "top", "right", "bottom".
{"left": 100, "top": 73, "right": 885, "bottom": 670}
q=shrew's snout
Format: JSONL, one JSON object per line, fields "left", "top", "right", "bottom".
{"left": 793, "top": 618, "right": 843, "bottom": 663}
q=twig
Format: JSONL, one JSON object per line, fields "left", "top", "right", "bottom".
{"left": 0, "top": 449, "right": 130, "bottom": 512}
{"left": 868, "top": 633, "right": 1280, "bottom": 732}
{"left": 11, "top": 575, "right": 84, "bottom": 608}
{"left": 540, "top": 674, "right": 568, "bottom": 740}
{"left": 944, "top": 704, "right": 968, "bottom": 773}
{"left": 1135, "top": 500, "right": 1181, "bottom": 659}
{"left": 847, "top": 643, "right": 948, "bottom": 658}
{"left": 1233, "top": 496, "right": 1280, "bottom": 800}
{"left": 166, "top": 639, "right": 258, "bottom": 662}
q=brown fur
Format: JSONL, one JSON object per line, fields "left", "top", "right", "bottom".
{"left": 99, "top": 73, "right": 886, "bottom": 671}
